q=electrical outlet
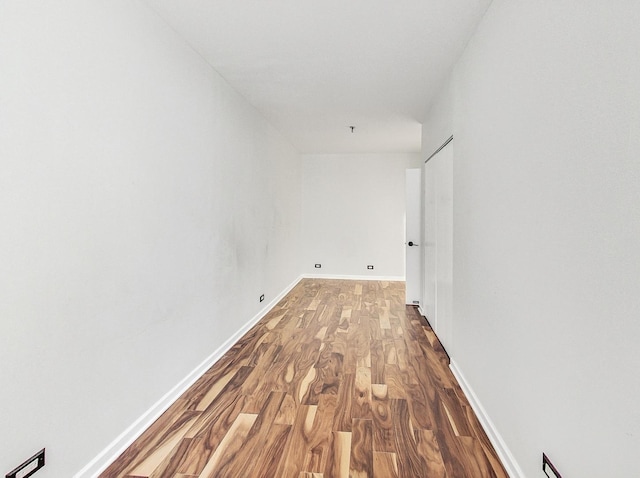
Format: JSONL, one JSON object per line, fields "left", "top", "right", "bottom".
{"left": 6, "top": 448, "right": 45, "bottom": 478}
{"left": 367, "top": 265, "right": 374, "bottom": 270}
{"left": 314, "top": 264, "right": 321, "bottom": 268}
{"left": 259, "top": 294, "right": 264, "bottom": 303}
{"left": 543, "top": 453, "right": 562, "bottom": 478}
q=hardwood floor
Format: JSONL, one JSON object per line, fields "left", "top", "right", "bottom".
{"left": 101, "top": 279, "right": 508, "bottom": 478}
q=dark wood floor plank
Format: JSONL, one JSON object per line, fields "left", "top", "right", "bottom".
{"left": 370, "top": 338, "right": 385, "bottom": 384}
{"left": 439, "top": 434, "right": 501, "bottom": 478}
{"left": 391, "top": 399, "right": 428, "bottom": 478}
{"left": 440, "top": 388, "right": 474, "bottom": 437}
{"left": 349, "top": 419, "right": 373, "bottom": 478}
{"left": 300, "top": 392, "right": 339, "bottom": 474}
{"left": 462, "top": 405, "right": 509, "bottom": 476}
{"left": 415, "top": 428, "right": 448, "bottom": 478}
{"left": 173, "top": 368, "right": 253, "bottom": 475}
{"left": 274, "top": 393, "right": 297, "bottom": 426}
{"left": 370, "top": 384, "right": 395, "bottom": 453}
{"left": 274, "top": 404, "right": 319, "bottom": 478}
{"left": 405, "top": 381, "right": 436, "bottom": 431}
{"left": 332, "top": 373, "right": 355, "bottom": 432}
{"left": 197, "top": 412, "right": 258, "bottom": 478}
{"left": 100, "top": 279, "right": 508, "bottom": 478}
{"left": 247, "top": 423, "right": 292, "bottom": 478}
{"left": 319, "top": 350, "right": 344, "bottom": 396}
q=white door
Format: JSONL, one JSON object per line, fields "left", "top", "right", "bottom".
{"left": 423, "top": 160, "right": 437, "bottom": 324}
{"left": 405, "top": 169, "right": 422, "bottom": 305}
{"left": 422, "top": 140, "right": 453, "bottom": 354}
{"left": 435, "top": 141, "right": 453, "bottom": 353}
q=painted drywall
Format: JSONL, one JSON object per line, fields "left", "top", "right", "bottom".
{"left": 301, "top": 153, "right": 421, "bottom": 279}
{"left": 0, "top": 1, "right": 301, "bottom": 476}
{"left": 421, "top": 78, "right": 454, "bottom": 161}
{"left": 422, "top": 1, "right": 640, "bottom": 476}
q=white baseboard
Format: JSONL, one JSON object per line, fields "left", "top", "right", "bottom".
{"left": 303, "top": 273, "right": 405, "bottom": 281}
{"left": 449, "top": 360, "right": 525, "bottom": 478}
{"left": 74, "top": 275, "right": 304, "bottom": 478}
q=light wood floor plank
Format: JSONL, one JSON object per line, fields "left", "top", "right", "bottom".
{"left": 373, "top": 451, "right": 399, "bottom": 478}
{"left": 325, "top": 431, "right": 351, "bottom": 478}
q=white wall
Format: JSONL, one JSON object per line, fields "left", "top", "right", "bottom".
{"left": 422, "top": 1, "right": 640, "bottom": 476}
{"left": 0, "top": 1, "right": 301, "bottom": 477}
{"left": 301, "top": 153, "right": 421, "bottom": 279}
{"left": 421, "top": 78, "right": 454, "bottom": 161}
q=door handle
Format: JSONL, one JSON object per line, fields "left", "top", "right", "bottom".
{"left": 407, "top": 241, "right": 419, "bottom": 246}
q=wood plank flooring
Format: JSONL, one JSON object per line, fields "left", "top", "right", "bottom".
{"left": 100, "top": 279, "right": 508, "bottom": 478}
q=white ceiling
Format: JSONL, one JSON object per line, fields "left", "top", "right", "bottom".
{"left": 142, "top": 0, "right": 492, "bottom": 154}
